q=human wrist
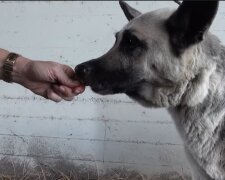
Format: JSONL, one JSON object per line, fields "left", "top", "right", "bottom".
{"left": 0, "top": 49, "right": 31, "bottom": 84}
{"left": 0, "top": 49, "right": 10, "bottom": 80}
{"left": 11, "top": 56, "right": 31, "bottom": 84}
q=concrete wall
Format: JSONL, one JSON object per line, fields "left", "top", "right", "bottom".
{"left": 0, "top": 1, "right": 224, "bottom": 176}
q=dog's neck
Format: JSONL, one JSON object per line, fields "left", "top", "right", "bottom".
{"left": 167, "top": 35, "right": 225, "bottom": 178}
{"left": 179, "top": 33, "right": 223, "bottom": 107}
{"left": 168, "top": 87, "right": 225, "bottom": 178}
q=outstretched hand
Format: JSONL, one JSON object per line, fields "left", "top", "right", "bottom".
{"left": 13, "top": 57, "right": 85, "bottom": 102}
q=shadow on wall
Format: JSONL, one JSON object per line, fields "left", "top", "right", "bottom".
{"left": 0, "top": 156, "right": 191, "bottom": 180}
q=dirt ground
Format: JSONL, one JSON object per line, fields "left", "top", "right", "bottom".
{"left": 0, "top": 157, "right": 191, "bottom": 180}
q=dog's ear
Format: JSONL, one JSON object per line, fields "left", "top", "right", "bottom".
{"left": 119, "top": 1, "right": 141, "bottom": 21}
{"left": 166, "top": 1, "right": 219, "bottom": 55}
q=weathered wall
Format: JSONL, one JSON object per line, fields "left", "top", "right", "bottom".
{"left": 0, "top": 1, "right": 224, "bottom": 176}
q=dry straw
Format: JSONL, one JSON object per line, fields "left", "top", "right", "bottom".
{"left": 0, "top": 157, "right": 190, "bottom": 180}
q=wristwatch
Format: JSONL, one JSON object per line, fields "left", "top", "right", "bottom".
{"left": 2, "top": 52, "right": 20, "bottom": 83}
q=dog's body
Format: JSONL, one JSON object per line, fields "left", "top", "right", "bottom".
{"left": 75, "top": 1, "right": 225, "bottom": 179}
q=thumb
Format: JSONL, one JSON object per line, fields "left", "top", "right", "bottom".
{"left": 57, "top": 65, "right": 82, "bottom": 87}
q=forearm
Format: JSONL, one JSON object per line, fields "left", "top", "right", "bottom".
{"left": 0, "top": 48, "right": 31, "bottom": 84}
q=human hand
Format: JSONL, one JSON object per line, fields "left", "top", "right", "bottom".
{"left": 12, "top": 56, "right": 85, "bottom": 102}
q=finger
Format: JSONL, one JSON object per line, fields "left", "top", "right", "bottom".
{"left": 64, "top": 96, "right": 74, "bottom": 101}
{"left": 53, "top": 85, "right": 76, "bottom": 97}
{"left": 59, "top": 71, "right": 83, "bottom": 88}
{"left": 47, "top": 89, "right": 63, "bottom": 102}
{"left": 52, "top": 85, "right": 75, "bottom": 101}
{"left": 59, "top": 65, "right": 84, "bottom": 87}
{"left": 63, "top": 65, "right": 82, "bottom": 81}
{"left": 63, "top": 65, "right": 75, "bottom": 77}
{"left": 72, "top": 85, "right": 85, "bottom": 94}
{"left": 60, "top": 94, "right": 74, "bottom": 101}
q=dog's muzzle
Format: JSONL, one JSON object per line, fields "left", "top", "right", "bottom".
{"left": 75, "top": 60, "right": 139, "bottom": 95}
{"left": 75, "top": 63, "right": 93, "bottom": 85}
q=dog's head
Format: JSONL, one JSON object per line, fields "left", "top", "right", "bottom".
{"left": 75, "top": 1, "right": 219, "bottom": 107}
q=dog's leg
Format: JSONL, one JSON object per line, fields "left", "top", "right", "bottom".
{"left": 185, "top": 149, "right": 213, "bottom": 180}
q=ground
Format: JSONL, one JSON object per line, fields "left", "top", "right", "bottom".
{"left": 0, "top": 157, "right": 191, "bottom": 180}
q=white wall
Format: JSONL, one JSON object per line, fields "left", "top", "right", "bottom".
{"left": 0, "top": 1, "right": 224, "bottom": 176}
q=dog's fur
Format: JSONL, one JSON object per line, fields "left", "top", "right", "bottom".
{"left": 75, "top": 1, "right": 225, "bottom": 179}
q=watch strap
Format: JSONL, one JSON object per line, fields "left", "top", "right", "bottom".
{"left": 2, "top": 53, "right": 19, "bottom": 83}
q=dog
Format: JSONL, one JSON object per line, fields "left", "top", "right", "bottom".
{"left": 75, "top": 1, "right": 225, "bottom": 179}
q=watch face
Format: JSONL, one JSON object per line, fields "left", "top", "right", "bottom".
{"left": 8, "top": 53, "right": 19, "bottom": 63}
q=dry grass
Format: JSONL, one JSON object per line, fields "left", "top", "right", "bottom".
{"left": 0, "top": 157, "right": 191, "bottom": 180}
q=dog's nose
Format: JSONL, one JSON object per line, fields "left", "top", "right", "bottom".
{"left": 75, "top": 63, "right": 91, "bottom": 79}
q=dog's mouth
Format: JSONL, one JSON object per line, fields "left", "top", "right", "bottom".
{"left": 84, "top": 78, "right": 145, "bottom": 96}
{"left": 89, "top": 83, "right": 112, "bottom": 95}
{"left": 87, "top": 81, "right": 127, "bottom": 95}
{"left": 74, "top": 77, "right": 109, "bottom": 95}
{"left": 76, "top": 73, "right": 140, "bottom": 95}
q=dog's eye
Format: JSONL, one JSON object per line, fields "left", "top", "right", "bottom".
{"left": 127, "top": 36, "right": 138, "bottom": 49}
{"left": 122, "top": 34, "right": 139, "bottom": 51}
{"left": 119, "top": 30, "right": 147, "bottom": 55}
{"left": 128, "top": 38, "right": 134, "bottom": 47}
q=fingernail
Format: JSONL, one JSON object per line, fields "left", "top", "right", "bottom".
{"left": 75, "top": 87, "right": 84, "bottom": 94}
{"left": 75, "top": 89, "right": 81, "bottom": 94}
{"left": 60, "top": 86, "right": 65, "bottom": 92}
